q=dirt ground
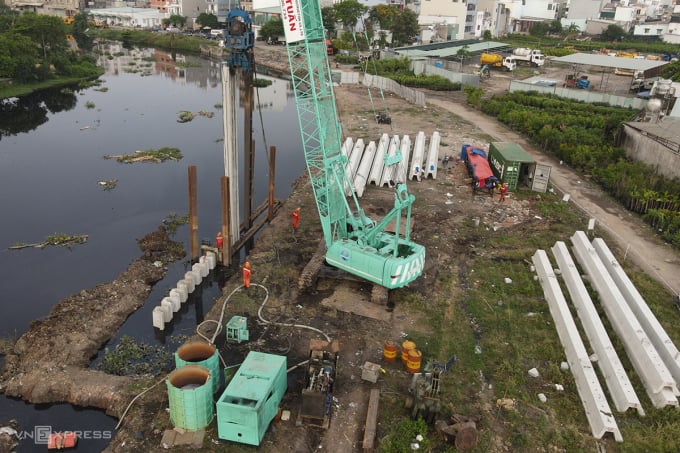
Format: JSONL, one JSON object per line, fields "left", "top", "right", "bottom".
{"left": 2, "top": 44, "right": 680, "bottom": 453}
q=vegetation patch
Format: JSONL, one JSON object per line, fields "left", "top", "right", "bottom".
{"left": 97, "top": 335, "right": 179, "bottom": 376}
{"left": 481, "top": 91, "right": 680, "bottom": 249}
{"left": 253, "top": 78, "right": 273, "bottom": 87}
{"left": 104, "top": 147, "right": 182, "bottom": 163}
{"left": 177, "top": 110, "right": 195, "bottom": 122}
{"left": 162, "top": 212, "right": 189, "bottom": 235}
{"left": 8, "top": 233, "right": 88, "bottom": 250}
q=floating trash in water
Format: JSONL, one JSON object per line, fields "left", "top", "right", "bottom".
{"left": 98, "top": 179, "right": 118, "bottom": 190}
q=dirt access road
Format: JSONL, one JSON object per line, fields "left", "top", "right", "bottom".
{"left": 424, "top": 90, "right": 680, "bottom": 298}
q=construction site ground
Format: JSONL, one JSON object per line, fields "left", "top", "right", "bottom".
{"left": 3, "top": 43, "right": 680, "bottom": 453}
{"left": 112, "top": 78, "right": 680, "bottom": 451}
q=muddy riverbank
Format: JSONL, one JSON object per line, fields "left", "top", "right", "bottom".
{"left": 0, "top": 227, "right": 185, "bottom": 417}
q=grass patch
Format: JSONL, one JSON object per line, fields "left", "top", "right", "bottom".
{"left": 103, "top": 147, "right": 182, "bottom": 163}
{"left": 162, "top": 212, "right": 189, "bottom": 235}
{"left": 379, "top": 184, "right": 679, "bottom": 451}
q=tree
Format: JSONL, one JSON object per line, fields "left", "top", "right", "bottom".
{"left": 167, "top": 14, "right": 187, "bottom": 29}
{"left": 72, "top": 12, "right": 93, "bottom": 51}
{"left": 0, "top": 4, "right": 20, "bottom": 33}
{"left": 548, "top": 20, "right": 562, "bottom": 35}
{"left": 0, "top": 32, "right": 38, "bottom": 79}
{"left": 456, "top": 45, "right": 470, "bottom": 70}
{"left": 260, "top": 18, "right": 284, "bottom": 42}
{"left": 601, "top": 24, "right": 626, "bottom": 42}
{"left": 14, "top": 12, "right": 67, "bottom": 60}
{"left": 483, "top": 30, "right": 492, "bottom": 41}
{"left": 390, "top": 8, "right": 418, "bottom": 47}
{"left": 563, "top": 23, "right": 580, "bottom": 39}
{"left": 333, "top": 0, "right": 368, "bottom": 30}
{"left": 321, "top": 6, "right": 336, "bottom": 36}
{"left": 529, "top": 22, "right": 549, "bottom": 38}
{"left": 368, "top": 4, "right": 399, "bottom": 31}
{"left": 196, "top": 13, "right": 218, "bottom": 30}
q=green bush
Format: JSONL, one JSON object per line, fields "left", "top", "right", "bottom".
{"left": 480, "top": 91, "right": 680, "bottom": 250}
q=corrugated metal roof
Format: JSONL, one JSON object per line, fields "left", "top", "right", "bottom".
{"left": 491, "top": 142, "right": 534, "bottom": 163}
{"left": 394, "top": 41, "right": 512, "bottom": 59}
{"left": 552, "top": 54, "right": 667, "bottom": 71}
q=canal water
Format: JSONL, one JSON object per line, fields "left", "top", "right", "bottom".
{"left": 0, "top": 42, "right": 304, "bottom": 451}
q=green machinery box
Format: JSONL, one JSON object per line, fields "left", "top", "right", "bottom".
{"left": 488, "top": 142, "right": 535, "bottom": 191}
{"left": 216, "top": 351, "right": 287, "bottom": 446}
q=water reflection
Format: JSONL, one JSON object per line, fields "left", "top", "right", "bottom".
{"left": 0, "top": 88, "right": 78, "bottom": 139}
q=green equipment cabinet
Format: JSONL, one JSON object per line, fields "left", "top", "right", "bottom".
{"left": 488, "top": 142, "right": 536, "bottom": 191}
{"left": 216, "top": 351, "right": 287, "bottom": 446}
{"left": 226, "top": 315, "right": 249, "bottom": 344}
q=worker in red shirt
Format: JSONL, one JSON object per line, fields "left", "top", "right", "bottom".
{"left": 291, "top": 207, "right": 301, "bottom": 231}
{"left": 499, "top": 183, "right": 508, "bottom": 202}
{"left": 242, "top": 261, "right": 251, "bottom": 289}
{"left": 216, "top": 231, "right": 223, "bottom": 248}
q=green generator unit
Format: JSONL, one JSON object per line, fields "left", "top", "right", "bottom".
{"left": 216, "top": 351, "right": 287, "bottom": 446}
{"left": 488, "top": 142, "right": 535, "bottom": 191}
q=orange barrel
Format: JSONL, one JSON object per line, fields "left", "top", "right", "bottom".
{"left": 401, "top": 340, "right": 416, "bottom": 365}
{"left": 383, "top": 339, "right": 398, "bottom": 363}
{"left": 406, "top": 349, "right": 422, "bottom": 374}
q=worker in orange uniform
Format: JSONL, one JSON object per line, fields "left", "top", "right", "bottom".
{"left": 499, "top": 183, "right": 508, "bottom": 202}
{"left": 242, "top": 261, "right": 251, "bottom": 289}
{"left": 291, "top": 207, "right": 301, "bottom": 231}
{"left": 216, "top": 231, "right": 223, "bottom": 248}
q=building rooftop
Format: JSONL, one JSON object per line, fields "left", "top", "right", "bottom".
{"left": 552, "top": 53, "right": 667, "bottom": 71}
{"left": 625, "top": 117, "right": 680, "bottom": 148}
{"left": 393, "top": 41, "right": 512, "bottom": 59}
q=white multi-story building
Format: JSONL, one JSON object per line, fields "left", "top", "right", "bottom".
{"left": 521, "top": 0, "right": 560, "bottom": 21}
{"left": 476, "top": 0, "right": 511, "bottom": 37}
{"left": 567, "top": 0, "right": 603, "bottom": 20}
{"left": 418, "top": 0, "right": 467, "bottom": 41}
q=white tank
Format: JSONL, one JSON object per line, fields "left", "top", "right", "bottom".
{"left": 653, "top": 79, "right": 672, "bottom": 96}
{"left": 647, "top": 98, "right": 662, "bottom": 113}
{"left": 513, "top": 47, "right": 532, "bottom": 57}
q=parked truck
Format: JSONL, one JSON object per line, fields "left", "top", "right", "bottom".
{"left": 512, "top": 48, "right": 545, "bottom": 67}
{"left": 480, "top": 53, "right": 516, "bottom": 71}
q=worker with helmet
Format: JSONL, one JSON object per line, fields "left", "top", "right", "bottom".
{"left": 242, "top": 261, "right": 251, "bottom": 289}
{"left": 291, "top": 207, "right": 301, "bottom": 231}
{"left": 499, "top": 182, "right": 508, "bottom": 202}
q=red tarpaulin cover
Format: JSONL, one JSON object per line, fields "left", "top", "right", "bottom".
{"left": 467, "top": 153, "right": 494, "bottom": 180}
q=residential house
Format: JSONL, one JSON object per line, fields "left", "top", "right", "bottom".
{"left": 513, "top": 0, "right": 560, "bottom": 33}
{"left": 418, "top": 0, "right": 467, "bottom": 41}
{"left": 477, "top": 0, "right": 511, "bottom": 37}
{"left": 567, "top": 0, "right": 607, "bottom": 21}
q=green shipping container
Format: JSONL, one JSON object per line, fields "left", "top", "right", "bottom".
{"left": 488, "top": 142, "right": 535, "bottom": 191}
{"left": 216, "top": 351, "right": 287, "bottom": 446}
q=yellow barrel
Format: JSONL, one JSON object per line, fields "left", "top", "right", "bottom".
{"left": 406, "top": 349, "right": 422, "bottom": 374}
{"left": 383, "top": 339, "right": 398, "bottom": 363}
{"left": 401, "top": 340, "right": 416, "bottom": 365}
